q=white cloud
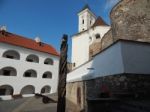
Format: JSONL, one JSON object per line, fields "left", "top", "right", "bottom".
{"left": 105, "top": 0, "right": 120, "bottom": 9}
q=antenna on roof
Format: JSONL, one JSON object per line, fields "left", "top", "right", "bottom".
{"left": 35, "top": 36, "right": 41, "bottom": 43}
{"left": 0, "top": 25, "right": 7, "bottom": 31}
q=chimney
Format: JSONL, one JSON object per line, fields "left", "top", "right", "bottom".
{"left": 0, "top": 26, "right": 7, "bottom": 36}
{"left": 35, "top": 36, "right": 41, "bottom": 43}
{"left": 0, "top": 26, "right": 7, "bottom": 31}
{"left": 35, "top": 36, "right": 43, "bottom": 46}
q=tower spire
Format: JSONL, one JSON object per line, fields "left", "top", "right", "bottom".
{"left": 79, "top": 4, "right": 91, "bottom": 13}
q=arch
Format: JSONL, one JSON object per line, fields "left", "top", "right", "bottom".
{"left": 0, "top": 85, "right": 14, "bottom": 96}
{"left": 95, "top": 34, "right": 101, "bottom": 39}
{"left": 23, "top": 69, "right": 37, "bottom": 78}
{"left": 41, "top": 85, "right": 51, "bottom": 94}
{"left": 3, "top": 50, "right": 20, "bottom": 60}
{"left": 0, "top": 67, "right": 17, "bottom": 76}
{"left": 42, "top": 71, "right": 52, "bottom": 79}
{"left": 44, "top": 58, "right": 54, "bottom": 65}
{"left": 26, "top": 54, "right": 39, "bottom": 63}
{"left": 20, "top": 85, "right": 35, "bottom": 94}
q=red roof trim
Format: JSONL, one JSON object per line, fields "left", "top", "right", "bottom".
{"left": 0, "top": 31, "right": 59, "bottom": 56}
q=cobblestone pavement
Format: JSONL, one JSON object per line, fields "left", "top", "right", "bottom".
{"left": 0, "top": 94, "right": 57, "bottom": 112}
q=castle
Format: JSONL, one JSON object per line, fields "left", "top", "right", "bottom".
{"left": 67, "top": 1, "right": 150, "bottom": 112}
{"left": 71, "top": 5, "right": 110, "bottom": 69}
{"left": 0, "top": 28, "right": 59, "bottom": 100}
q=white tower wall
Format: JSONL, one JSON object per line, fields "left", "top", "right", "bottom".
{"left": 78, "top": 9, "right": 96, "bottom": 32}
{"left": 72, "top": 26, "right": 110, "bottom": 69}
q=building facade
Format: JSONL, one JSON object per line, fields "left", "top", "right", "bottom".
{"left": 0, "top": 30, "right": 59, "bottom": 100}
{"left": 67, "top": 1, "right": 150, "bottom": 112}
{"left": 71, "top": 5, "right": 110, "bottom": 69}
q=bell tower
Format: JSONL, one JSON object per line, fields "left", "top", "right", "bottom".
{"left": 78, "top": 5, "right": 96, "bottom": 32}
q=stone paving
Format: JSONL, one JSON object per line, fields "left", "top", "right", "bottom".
{"left": 0, "top": 94, "right": 57, "bottom": 112}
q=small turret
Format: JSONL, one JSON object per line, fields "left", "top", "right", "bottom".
{"left": 78, "top": 4, "right": 96, "bottom": 32}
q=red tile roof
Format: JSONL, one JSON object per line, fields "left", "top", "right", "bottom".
{"left": 0, "top": 31, "right": 59, "bottom": 56}
{"left": 92, "top": 16, "right": 109, "bottom": 27}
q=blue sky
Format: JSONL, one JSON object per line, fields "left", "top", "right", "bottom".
{"left": 0, "top": 0, "right": 119, "bottom": 60}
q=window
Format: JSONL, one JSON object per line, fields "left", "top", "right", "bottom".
{"left": 42, "top": 72, "right": 52, "bottom": 79}
{"left": 44, "top": 58, "right": 54, "bottom": 65}
{"left": 24, "top": 72, "right": 31, "bottom": 77}
{"left": 77, "top": 87, "right": 81, "bottom": 105}
{"left": 95, "top": 34, "right": 100, "bottom": 39}
{"left": 3, "top": 50, "right": 20, "bottom": 60}
{"left": 73, "top": 63, "right": 76, "bottom": 67}
{"left": 23, "top": 70, "right": 37, "bottom": 78}
{"left": 26, "top": 54, "right": 39, "bottom": 63}
{"left": 82, "top": 19, "right": 84, "bottom": 24}
{"left": 26, "top": 59, "right": 33, "bottom": 62}
{"left": 0, "top": 89, "right": 6, "bottom": 95}
{"left": 89, "top": 37, "right": 92, "bottom": 42}
{"left": 43, "top": 74, "right": 47, "bottom": 78}
{"left": 21, "top": 85, "right": 35, "bottom": 94}
{"left": 41, "top": 85, "right": 51, "bottom": 94}
{"left": 6, "top": 55, "right": 14, "bottom": 59}
{"left": 3, "top": 70, "right": 11, "bottom": 76}
{"left": 0, "top": 67, "right": 17, "bottom": 76}
{"left": 41, "top": 88, "right": 45, "bottom": 93}
{"left": 0, "top": 85, "right": 14, "bottom": 96}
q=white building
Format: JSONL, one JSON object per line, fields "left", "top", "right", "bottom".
{"left": 0, "top": 29, "right": 59, "bottom": 100}
{"left": 71, "top": 5, "right": 110, "bottom": 68}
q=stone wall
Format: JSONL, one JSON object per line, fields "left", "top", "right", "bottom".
{"left": 86, "top": 74, "right": 150, "bottom": 99}
{"left": 89, "top": 0, "right": 150, "bottom": 58}
{"left": 89, "top": 29, "right": 113, "bottom": 58}
{"left": 66, "top": 81, "right": 86, "bottom": 112}
{"left": 111, "top": 0, "right": 150, "bottom": 42}
{"left": 66, "top": 74, "right": 150, "bottom": 112}
{"left": 89, "top": 42, "right": 101, "bottom": 59}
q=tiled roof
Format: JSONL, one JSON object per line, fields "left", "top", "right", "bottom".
{"left": 92, "top": 16, "right": 109, "bottom": 27}
{"left": 0, "top": 31, "right": 59, "bottom": 56}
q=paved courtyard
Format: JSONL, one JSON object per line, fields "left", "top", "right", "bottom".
{"left": 0, "top": 94, "right": 57, "bottom": 112}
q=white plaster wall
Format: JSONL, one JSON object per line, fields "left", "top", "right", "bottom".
{"left": 69, "top": 41, "right": 150, "bottom": 82}
{"left": 121, "top": 41, "right": 150, "bottom": 74}
{"left": 72, "top": 26, "right": 110, "bottom": 69}
{"left": 69, "top": 42, "right": 124, "bottom": 82}
{"left": 89, "top": 26, "right": 110, "bottom": 44}
{"left": 78, "top": 12, "right": 88, "bottom": 32}
{"left": 72, "top": 32, "right": 89, "bottom": 68}
{"left": 78, "top": 9, "right": 96, "bottom": 32}
{"left": 0, "top": 43, "right": 59, "bottom": 100}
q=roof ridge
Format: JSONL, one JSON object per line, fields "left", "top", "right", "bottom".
{"left": 92, "top": 16, "right": 109, "bottom": 27}
{"left": 0, "top": 31, "right": 59, "bottom": 56}
{"left": 79, "top": 4, "right": 91, "bottom": 13}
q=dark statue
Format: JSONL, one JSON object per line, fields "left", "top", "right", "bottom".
{"left": 57, "top": 34, "right": 68, "bottom": 112}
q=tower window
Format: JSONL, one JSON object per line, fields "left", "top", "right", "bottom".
{"left": 89, "top": 37, "right": 92, "bottom": 42}
{"left": 82, "top": 19, "right": 84, "bottom": 24}
{"left": 95, "top": 34, "right": 100, "bottom": 39}
{"left": 73, "top": 63, "right": 76, "bottom": 67}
